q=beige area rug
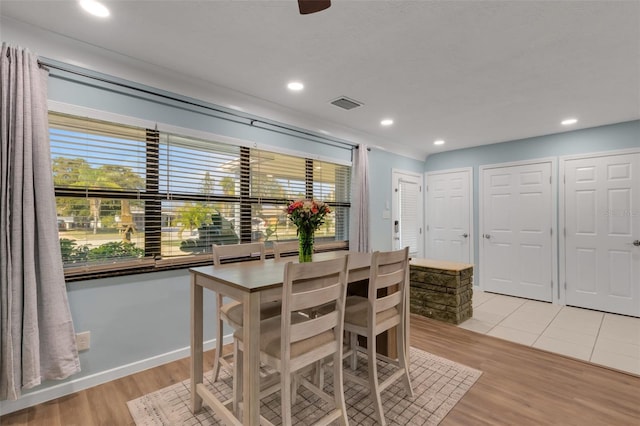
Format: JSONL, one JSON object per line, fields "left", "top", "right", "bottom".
{"left": 128, "top": 347, "right": 481, "bottom": 425}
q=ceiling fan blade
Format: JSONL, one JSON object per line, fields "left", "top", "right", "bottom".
{"left": 298, "top": 0, "right": 331, "bottom": 15}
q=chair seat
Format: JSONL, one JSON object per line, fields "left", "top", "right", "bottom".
{"left": 221, "top": 300, "right": 282, "bottom": 327}
{"left": 344, "top": 295, "right": 399, "bottom": 328}
{"left": 235, "top": 313, "right": 335, "bottom": 358}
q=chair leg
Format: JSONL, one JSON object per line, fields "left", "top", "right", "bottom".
{"left": 292, "top": 372, "right": 299, "bottom": 404}
{"left": 281, "top": 370, "right": 293, "bottom": 426}
{"left": 232, "top": 340, "right": 243, "bottom": 416}
{"left": 311, "top": 359, "right": 324, "bottom": 390}
{"left": 397, "top": 322, "right": 414, "bottom": 398}
{"left": 212, "top": 294, "right": 225, "bottom": 382}
{"left": 349, "top": 332, "right": 358, "bottom": 370}
{"left": 367, "top": 332, "right": 386, "bottom": 426}
{"left": 333, "top": 349, "right": 349, "bottom": 426}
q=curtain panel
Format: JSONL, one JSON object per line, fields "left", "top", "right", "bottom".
{"left": 0, "top": 43, "right": 80, "bottom": 401}
{"left": 349, "top": 144, "right": 370, "bottom": 252}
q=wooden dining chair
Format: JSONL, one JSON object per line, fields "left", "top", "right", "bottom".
{"left": 343, "top": 247, "right": 413, "bottom": 426}
{"left": 273, "top": 240, "right": 334, "bottom": 322}
{"left": 211, "top": 242, "right": 281, "bottom": 382}
{"left": 232, "top": 256, "right": 350, "bottom": 426}
{"left": 272, "top": 240, "right": 300, "bottom": 260}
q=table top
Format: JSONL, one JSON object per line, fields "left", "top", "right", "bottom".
{"left": 190, "top": 251, "right": 372, "bottom": 292}
{"left": 409, "top": 258, "right": 473, "bottom": 272}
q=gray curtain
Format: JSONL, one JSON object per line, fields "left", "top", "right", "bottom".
{"left": 1, "top": 43, "right": 80, "bottom": 401}
{"left": 349, "top": 144, "right": 370, "bottom": 252}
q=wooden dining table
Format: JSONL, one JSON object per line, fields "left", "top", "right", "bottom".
{"left": 189, "top": 250, "right": 374, "bottom": 425}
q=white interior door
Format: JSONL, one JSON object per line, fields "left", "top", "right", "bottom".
{"left": 392, "top": 171, "right": 423, "bottom": 258}
{"left": 426, "top": 169, "right": 472, "bottom": 263}
{"left": 564, "top": 152, "right": 640, "bottom": 317}
{"left": 481, "top": 161, "right": 554, "bottom": 302}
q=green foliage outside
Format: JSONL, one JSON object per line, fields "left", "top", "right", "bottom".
{"left": 52, "top": 157, "right": 144, "bottom": 234}
{"left": 177, "top": 202, "right": 210, "bottom": 239}
{"left": 60, "top": 238, "right": 143, "bottom": 264}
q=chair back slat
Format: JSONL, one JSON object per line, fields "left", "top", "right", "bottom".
{"left": 289, "top": 283, "right": 340, "bottom": 312}
{"left": 212, "top": 242, "right": 265, "bottom": 266}
{"left": 291, "top": 311, "right": 339, "bottom": 342}
{"left": 376, "top": 292, "right": 402, "bottom": 313}
{"left": 374, "top": 268, "right": 405, "bottom": 290}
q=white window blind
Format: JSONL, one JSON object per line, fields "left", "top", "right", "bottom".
{"left": 49, "top": 112, "right": 150, "bottom": 270}
{"left": 49, "top": 111, "right": 352, "bottom": 278}
{"left": 249, "top": 149, "right": 351, "bottom": 244}
{"left": 399, "top": 179, "right": 420, "bottom": 256}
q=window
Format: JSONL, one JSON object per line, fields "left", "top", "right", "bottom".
{"left": 50, "top": 112, "right": 151, "bottom": 274}
{"left": 157, "top": 133, "right": 242, "bottom": 258}
{"left": 50, "top": 111, "right": 351, "bottom": 278}
{"left": 248, "top": 150, "right": 350, "bottom": 245}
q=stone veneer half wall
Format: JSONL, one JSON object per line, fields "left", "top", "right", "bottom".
{"left": 409, "top": 259, "right": 473, "bottom": 325}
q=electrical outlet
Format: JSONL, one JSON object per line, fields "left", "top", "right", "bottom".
{"left": 76, "top": 331, "right": 91, "bottom": 351}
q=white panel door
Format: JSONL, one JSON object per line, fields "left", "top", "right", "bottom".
{"left": 392, "top": 171, "right": 423, "bottom": 258}
{"left": 426, "top": 169, "right": 472, "bottom": 263}
{"left": 481, "top": 162, "right": 553, "bottom": 302}
{"left": 564, "top": 153, "right": 640, "bottom": 317}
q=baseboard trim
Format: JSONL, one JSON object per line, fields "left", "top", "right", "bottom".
{"left": 0, "top": 335, "right": 232, "bottom": 416}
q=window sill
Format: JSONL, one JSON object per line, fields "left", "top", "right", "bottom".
{"left": 63, "top": 240, "right": 349, "bottom": 282}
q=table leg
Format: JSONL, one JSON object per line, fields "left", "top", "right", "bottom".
{"left": 242, "top": 291, "right": 261, "bottom": 425}
{"left": 405, "top": 263, "right": 411, "bottom": 354}
{"left": 191, "top": 275, "right": 203, "bottom": 413}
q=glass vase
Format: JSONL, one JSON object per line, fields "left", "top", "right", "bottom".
{"left": 298, "top": 228, "right": 314, "bottom": 263}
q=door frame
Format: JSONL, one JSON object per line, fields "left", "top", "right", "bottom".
{"left": 559, "top": 147, "right": 640, "bottom": 307}
{"left": 391, "top": 169, "right": 424, "bottom": 258}
{"left": 424, "top": 167, "right": 474, "bottom": 265}
{"left": 479, "top": 157, "right": 558, "bottom": 302}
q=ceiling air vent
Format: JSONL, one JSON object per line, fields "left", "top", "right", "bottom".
{"left": 330, "top": 96, "right": 363, "bottom": 110}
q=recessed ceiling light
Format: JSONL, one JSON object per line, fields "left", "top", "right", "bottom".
{"left": 287, "top": 81, "right": 304, "bottom": 91}
{"left": 561, "top": 118, "right": 578, "bottom": 126}
{"left": 380, "top": 119, "right": 394, "bottom": 126}
{"left": 434, "top": 140, "right": 445, "bottom": 146}
{"left": 79, "top": 0, "right": 110, "bottom": 17}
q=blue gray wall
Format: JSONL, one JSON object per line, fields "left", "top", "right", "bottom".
{"left": 424, "top": 120, "right": 640, "bottom": 275}
{"left": 369, "top": 148, "right": 425, "bottom": 252}
{"left": 65, "top": 270, "right": 217, "bottom": 374}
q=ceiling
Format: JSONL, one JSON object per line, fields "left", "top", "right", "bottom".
{"left": 2, "top": 0, "right": 639, "bottom": 159}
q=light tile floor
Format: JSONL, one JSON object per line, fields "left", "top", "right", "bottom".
{"left": 458, "top": 290, "right": 640, "bottom": 376}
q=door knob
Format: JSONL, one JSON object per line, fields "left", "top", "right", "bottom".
{"left": 633, "top": 240, "right": 640, "bottom": 247}
{"left": 483, "top": 234, "right": 491, "bottom": 239}
{"left": 461, "top": 233, "right": 469, "bottom": 238}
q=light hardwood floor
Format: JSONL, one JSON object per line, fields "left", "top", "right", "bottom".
{"left": 2, "top": 315, "right": 639, "bottom": 425}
